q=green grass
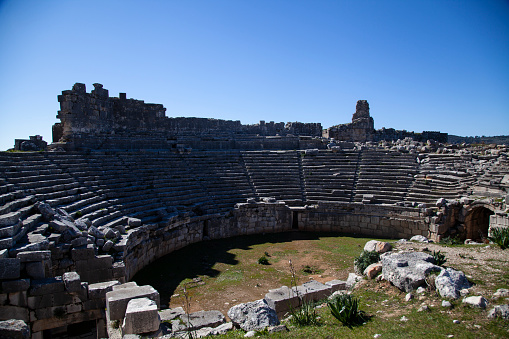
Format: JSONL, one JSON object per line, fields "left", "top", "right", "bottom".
{"left": 131, "top": 231, "right": 509, "bottom": 338}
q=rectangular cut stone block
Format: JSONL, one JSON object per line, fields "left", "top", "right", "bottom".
{"left": 179, "top": 310, "right": 225, "bottom": 331}
{"left": 325, "top": 280, "right": 347, "bottom": 292}
{"left": 264, "top": 286, "right": 299, "bottom": 317}
{"left": 292, "top": 280, "right": 332, "bottom": 303}
{"left": 62, "top": 272, "right": 81, "bottom": 292}
{"left": 2, "top": 279, "right": 30, "bottom": 293}
{"left": 0, "top": 258, "right": 20, "bottom": 279}
{"left": 106, "top": 285, "right": 159, "bottom": 321}
{"left": 71, "top": 244, "right": 95, "bottom": 261}
{"left": 122, "top": 297, "right": 160, "bottom": 335}
{"left": 88, "top": 280, "right": 120, "bottom": 300}
{"left": 26, "top": 261, "right": 45, "bottom": 279}
{"left": 16, "top": 250, "right": 51, "bottom": 262}
{"left": 28, "top": 277, "right": 64, "bottom": 296}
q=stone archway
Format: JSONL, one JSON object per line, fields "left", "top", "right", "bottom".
{"left": 464, "top": 206, "right": 494, "bottom": 241}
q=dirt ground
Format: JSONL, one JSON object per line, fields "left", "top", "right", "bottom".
{"left": 132, "top": 232, "right": 509, "bottom": 318}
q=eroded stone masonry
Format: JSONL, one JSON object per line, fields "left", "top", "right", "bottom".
{"left": 1, "top": 83, "right": 508, "bottom": 338}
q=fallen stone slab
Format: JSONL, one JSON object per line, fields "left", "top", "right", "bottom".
{"left": 435, "top": 268, "right": 470, "bottom": 300}
{"left": 122, "top": 297, "right": 160, "bottom": 335}
{"left": 264, "top": 285, "right": 299, "bottom": 317}
{"left": 410, "top": 235, "right": 429, "bottom": 243}
{"left": 106, "top": 284, "right": 160, "bottom": 320}
{"left": 228, "top": 299, "right": 279, "bottom": 331}
{"left": 381, "top": 252, "right": 440, "bottom": 292}
{"left": 179, "top": 310, "right": 225, "bottom": 331}
{"left": 325, "top": 279, "right": 347, "bottom": 292}
{"left": 159, "top": 307, "right": 185, "bottom": 321}
{"left": 292, "top": 280, "right": 332, "bottom": 302}
{"left": 88, "top": 280, "right": 120, "bottom": 300}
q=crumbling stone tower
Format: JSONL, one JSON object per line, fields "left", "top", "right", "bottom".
{"left": 324, "top": 100, "right": 375, "bottom": 142}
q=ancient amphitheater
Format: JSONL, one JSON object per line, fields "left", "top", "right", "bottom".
{"left": 1, "top": 83, "right": 508, "bottom": 338}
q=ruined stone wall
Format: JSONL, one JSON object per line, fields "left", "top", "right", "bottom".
{"left": 296, "top": 203, "right": 429, "bottom": 238}
{"left": 324, "top": 100, "right": 375, "bottom": 142}
{"left": 53, "top": 83, "right": 322, "bottom": 151}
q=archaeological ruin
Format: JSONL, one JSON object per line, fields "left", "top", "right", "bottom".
{"left": 0, "top": 83, "right": 508, "bottom": 338}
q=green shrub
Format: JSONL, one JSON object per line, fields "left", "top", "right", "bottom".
{"left": 289, "top": 300, "right": 320, "bottom": 327}
{"left": 488, "top": 227, "right": 509, "bottom": 250}
{"left": 327, "top": 294, "right": 365, "bottom": 327}
{"left": 440, "top": 235, "right": 462, "bottom": 245}
{"left": 432, "top": 250, "right": 447, "bottom": 266}
{"left": 354, "top": 250, "right": 380, "bottom": 274}
{"left": 75, "top": 211, "right": 83, "bottom": 218}
{"left": 258, "top": 256, "right": 269, "bottom": 265}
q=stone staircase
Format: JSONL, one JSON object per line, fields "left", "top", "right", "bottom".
{"left": 352, "top": 150, "right": 418, "bottom": 205}
{"left": 301, "top": 150, "right": 359, "bottom": 203}
{"left": 241, "top": 151, "right": 303, "bottom": 205}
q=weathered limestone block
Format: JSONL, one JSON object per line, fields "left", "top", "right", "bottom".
{"left": 0, "top": 319, "right": 30, "bottom": 339}
{"left": 324, "top": 279, "right": 347, "bottom": 292}
{"left": 462, "top": 296, "right": 488, "bottom": 309}
{"left": 488, "top": 305, "right": 509, "bottom": 320}
{"left": 292, "top": 280, "right": 332, "bottom": 302}
{"left": 435, "top": 268, "right": 470, "bottom": 300}
{"left": 26, "top": 261, "right": 46, "bottom": 280}
{"left": 70, "top": 244, "right": 95, "bottom": 261}
{"left": 0, "top": 305, "right": 29, "bottom": 322}
{"left": 0, "top": 258, "right": 20, "bottom": 280}
{"left": 88, "top": 280, "right": 120, "bottom": 300}
{"left": 28, "top": 277, "right": 64, "bottom": 296}
{"left": 179, "top": 310, "right": 225, "bottom": 331}
{"left": 264, "top": 286, "right": 299, "bottom": 317}
{"left": 122, "top": 297, "right": 160, "bottom": 335}
{"left": 381, "top": 252, "right": 440, "bottom": 292}
{"left": 228, "top": 299, "right": 278, "bottom": 331}
{"left": 1, "top": 279, "right": 30, "bottom": 293}
{"left": 159, "top": 307, "right": 185, "bottom": 321}
{"left": 106, "top": 284, "right": 159, "bottom": 321}
{"left": 62, "top": 272, "right": 81, "bottom": 293}
{"left": 128, "top": 218, "right": 142, "bottom": 227}
{"left": 16, "top": 251, "right": 51, "bottom": 262}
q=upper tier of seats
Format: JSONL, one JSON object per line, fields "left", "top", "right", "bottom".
{"left": 0, "top": 149, "right": 491, "bottom": 249}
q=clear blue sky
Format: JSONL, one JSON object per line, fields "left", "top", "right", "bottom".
{"left": 0, "top": 0, "right": 508, "bottom": 150}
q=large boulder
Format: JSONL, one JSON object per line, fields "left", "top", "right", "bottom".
{"left": 435, "top": 268, "right": 471, "bottom": 299}
{"left": 381, "top": 252, "right": 441, "bottom": 292}
{"left": 227, "top": 299, "right": 279, "bottom": 331}
{"left": 364, "top": 240, "right": 392, "bottom": 254}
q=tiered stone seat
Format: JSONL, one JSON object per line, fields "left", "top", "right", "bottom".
{"left": 301, "top": 150, "right": 359, "bottom": 203}
{"left": 241, "top": 151, "right": 303, "bottom": 205}
{"left": 0, "top": 153, "right": 48, "bottom": 249}
{"left": 405, "top": 154, "right": 473, "bottom": 204}
{"left": 182, "top": 151, "right": 255, "bottom": 213}
{"left": 352, "top": 150, "right": 418, "bottom": 204}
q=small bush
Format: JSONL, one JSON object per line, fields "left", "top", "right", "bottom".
{"left": 258, "top": 256, "right": 269, "bottom": 265}
{"left": 432, "top": 250, "right": 447, "bottom": 266}
{"left": 75, "top": 211, "right": 83, "bottom": 218}
{"left": 488, "top": 227, "right": 509, "bottom": 250}
{"left": 354, "top": 251, "right": 380, "bottom": 274}
{"left": 440, "top": 235, "right": 462, "bottom": 245}
{"left": 425, "top": 272, "right": 439, "bottom": 292}
{"left": 288, "top": 301, "right": 320, "bottom": 327}
{"left": 327, "top": 294, "right": 365, "bottom": 327}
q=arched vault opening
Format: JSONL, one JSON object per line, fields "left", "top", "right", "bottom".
{"left": 464, "top": 206, "right": 494, "bottom": 241}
